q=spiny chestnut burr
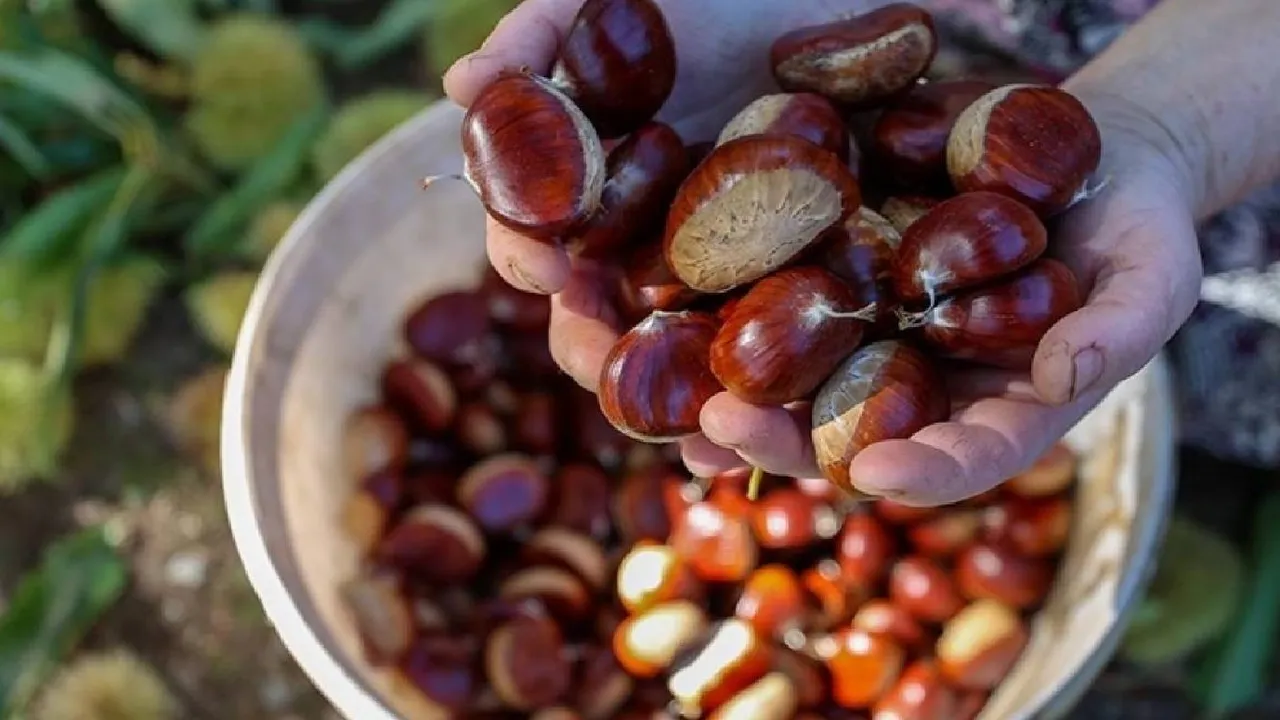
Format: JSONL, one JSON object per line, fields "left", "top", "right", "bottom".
{"left": 707, "top": 673, "right": 799, "bottom": 720}
{"left": 903, "top": 258, "right": 1082, "bottom": 369}
{"left": 598, "top": 310, "right": 723, "bottom": 442}
{"left": 343, "top": 405, "right": 408, "bottom": 483}
{"left": 880, "top": 194, "right": 940, "bottom": 234}
{"left": 1005, "top": 442, "right": 1077, "bottom": 497}
{"left": 663, "top": 135, "right": 862, "bottom": 294}
{"left": 568, "top": 122, "right": 690, "bottom": 258}
{"left": 873, "top": 659, "right": 959, "bottom": 720}
{"left": 871, "top": 79, "right": 997, "bottom": 190}
{"left": 668, "top": 619, "right": 772, "bottom": 715}
{"left": 717, "top": 93, "right": 852, "bottom": 163}
{"left": 811, "top": 341, "right": 949, "bottom": 495}
{"left": 892, "top": 191, "right": 1047, "bottom": 306}
{"left": 447, "top": 71, "right": 605, "bottom": 239}
{"left": 889, "top": 556, "right": 965, "bottom": 623}
{"left": 616, "top": 542, "right": 703, "bottom": 614}
{"left": 770, "top": 3, "right": 938, "bottom": 108}
{"left": 613, "top": 600, "right": 709, "bottom": 678}
{"left": 948, "top": 84, "right": 1103, "bottom": 216}
{"left": 378, "top": 504, "right": 486, "bottom": 585}
{"left": 936, "top": 599, "right": 1029, "bottom": 690}
{"left": 486, "top": 615, "right": 572, "bottom": 710}
{"left": 710, "top": 266, "right": 874, "bottom": 405}
{"left": 954, "top": 541, "right": 1053, "bottom": 609}
{"left": 815, "top": 206, "right": 903, "bottom": 333}
{"left": 616, "top": 241, "right": 701, "bottom": 321}
{"left": 814, "top": 627, "right": 906, "bottom": 708}
{"left": 551, "top": 0, "right": 677, "bottom": 139}
{"left": 457, "top": 454, "right": 549, "bottom": 533}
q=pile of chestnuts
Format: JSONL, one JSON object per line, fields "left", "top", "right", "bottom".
{"left": 447, "top": 0, "right": 1101, "bottom": 499}
{"left": 338, "top": 258, "right": 1080, "bottom": 718}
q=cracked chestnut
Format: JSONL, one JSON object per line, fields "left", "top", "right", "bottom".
{"left": 871, "top": 79, "right": 997, "bottom": 190}
{"left": 718, "top": 93, "right": 852, "bottom": 163}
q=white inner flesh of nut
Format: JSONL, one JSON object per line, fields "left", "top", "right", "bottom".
{"left": 711, "top": 673, "right": 798, "bottom": 720}
{"left": 536, "top": 74, "right": 606, "bottom": 216}
{"left": 717, "top": 94, "right": 792, "bottom": 146}
{"left": 810, "top": 341, "right": 896, "bottom": 461}
{"left": 617, "top": 546, "right": 679, "bottom": 608}
{"left": 627, "top": 602, "right": 707, "bottom": 669}
{"left": 670, "top": 168, "right": 845, "bottom": 293}
{"left": 529, "top": 528, "right": 609, "bottom": 590}
{"left": 407, "top": 504, "right": 487, "bottom": 559}
{"left": 937, "top": 599, "right": 1022, "bottom": 664}
{"left": 946, "top": 84, "right": 1028, "bottom": 178}
{"left": 668, "top": 619, "right": 755, "bottom": 706}
{"left": 777, "top": 24, "right": 932, "bottom": 99}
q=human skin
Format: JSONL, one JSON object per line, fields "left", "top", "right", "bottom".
{"left": 444, "top": 0, "right": 1280, "bottom": 505}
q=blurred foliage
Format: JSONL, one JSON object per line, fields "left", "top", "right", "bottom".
{"left": 423, "top": 0, "right": 520, "bottom": 74}
{"left": 244, "top": 200, "right": 302, "bottom": 262}
{"left": 29, "top": 647, "right": 176, "bottom": 720}
{"left": 312, "top": 89, "right": 429, "bottom": 182}
{"left": 184, "top": 270, "right": 258, "bottom": 356}
{"left": 0, "top": 359, "right": 73, "bottom": 492}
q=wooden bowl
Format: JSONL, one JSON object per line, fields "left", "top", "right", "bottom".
{"left": 222, "top": 100, "right": 1177, "bottom": 720}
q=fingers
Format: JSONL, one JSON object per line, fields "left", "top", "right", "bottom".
{"left": 486, "top": 217, "right": 572, "bottom": 295}
{"left": 698, "top": 394, "right": 820, "bottom": 478}
{"left": 443, "top": 0, "right": 585, "bottom": 107}
{"left": 547, "top": 260, "right": 621, "bottom": 391}
{"left": 679, "top": 434, "right": 747, "bottom": 478}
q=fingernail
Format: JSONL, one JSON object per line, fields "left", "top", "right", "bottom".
{"left": 1069, "top": 347, "right": 1105, "bottom": 400}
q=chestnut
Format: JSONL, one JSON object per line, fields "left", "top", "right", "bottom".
{"left": 707, "top": 672, "right": 799, "bottom": 720}
{"left": 874, "top": 497, "right": 938, "bottom": 525}
{"left": 814, "top": 207, "right": 902, "bottom": 333}
{"left": 770, "top": 4, "right": 937, "bottom": 108}
{"left": 613, "top": 465, "right": 688, "bottom": 542}
{"left": 935, "top": 599, "right": 1028, "bottom": 690}
{"left": 343, "top": 405, "right": 409, "bottom": 483}
{"left": 403, "top": 289, "right": 492, "bottom": 367}
{"left": 617, "top": 542, "right": 703, "bottom": 614}
{"left": 717, "top": 93, "right": 851, "bottom": 163}
{"left": 577, "top": 645, "right": 636, "bottom": 719}
{"left": 340, "top": 573, "right": 414, "bottom": 662}
{"left": 569, "top": 386, "right": 633, "bottom": 468}
{"left": 870, "top": 79, "right": 997, "bottom": 190}
{"left": 670, "top": 494, "right": 759, "bottom": 584}
{"left": 342, "top": 489, "right": 390, "bottom": 557}
{"left": 613, "top": 600, "right": 709, "bottom": 678}
{"left": 948, "top": 84, "right": 1103, "bottom": 216}
{"left": 837, "top": 512, "right": 897, "bottom": 592}
{"left": 402, "top": 468, "right": 456, "bottom": 506}
{"left": 851, "top": 599, "right": 931, "bottom": 655}
{"left": 523, "top": 527, "right": 612, "bottom": 591}
{"left": 879, "top": 194, "right": 940, "bottom": 234}
{"left": 872, "top": 659, "right": 958, "bottom": 720}
{"left": 598, "top": 310, "right": 723, "bottom": 442}
{"left": 814, "top": 627, "right": 905, "bottom": 708}
{"left": 772, "top": 647, "right": 829, "bottom": 710}
{"left": 811, "top": 341, "right": 949, "bottom": 495}
{"left": 378, "top": 504, "right": 486, "bottom": 585}
{"left": 617, "top": 240, "right": 702, "bottom": 321}
{"left": 455, "top": 400, "right": 508, "bottom": 456}
{"left": 1005, "top": 441, "right": 1077, "bottom": 497}
{"left": 546, "top": 462, "right": 613, "bottom": 538}
{"left": 802, "top": 559, "right": 864, "bottom": 631}
{"left": 569, "top": 122, "right": 690, "bottom": 257}
{"left": 398, "top": 634, "right": 479, "bottom": 712}
{"left": 513, "top": 390, "right": 558, "bottom": 455}
{"left": 734, "top": 564, "right": 807, "bottom": 638}
{"left": 954, "top": 541, "right": 1053, "bottom": 609}
{"left": 906, "top": 508, "right": 983, "bottom": 558}
{"left": 904, "top": 258, "right": 1083, "bottom": 368}
{"left": 891, "top": 191, "right": 1047, "bottom": 306}
{"left": 551, "top": 0, "right": 677, "bottom": 139}
{"left": 481, "top": 266, "right": 553, "bottom": 331}
{"left": 983, "top": 495, "right": 1072, "bottom": 558}
{"left": 888, "top": 556, "right": 964, "bottom": 623}
{"left": 457, "top": 454, "right": 549, "bottom": 533}
{"left": 668, "top": 619, "right": 772, "bottom": 715}
{"left": 381, "top": 358, "right": 458, "bottom": 433}
{"left": 486, "top": 614, "right": 573, "bottom": 709}
{"left": 663, "top": 135, "right": 861, "bottom": 294}
{"left": 532, "top": 709, "right": 580, "bottom": 720}
{"left": 750, "top": 488, "right": 840, "bottom": 551}
{"left": 710, "top": 266, "right": 873, "bottom": 405}
{"left": 498, "top": 566, "right": 593, "bottom": 624}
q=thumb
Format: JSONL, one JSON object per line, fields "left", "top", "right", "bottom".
{"left": 443, "top": 0, "right": 584, "bottom": 107}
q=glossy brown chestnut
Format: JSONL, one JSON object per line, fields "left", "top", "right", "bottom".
{"left": 814, "top": 206, "right": 902, "bottom": 333}
{"left": 770, "top": 4, "right": 937, "bottom": 108}
{"left": 545, "top": 462, "right": 613, "bottom": 538}
{"left": 735, "top": 564, "right": 807, "bottom": 638}
{"left": 711, "top": 266, "right": 871, "bottom": 404}
{"left": 954, "top": 541, "right": 1053, "bottom": 609}
{"left": 892, "top": 191, "right": 1047, "bottom": 306}
{"left": 456, "top": 71, "right": 605, "bottom": 239}
{"left": 551, "top": 0, "right": 677, "bottom": 139}
{"left": 598, "top": 310, "right": 723, "bottom": 442}
{"left": 617, "top": 240, "right": 702, "bottom": 321}
{"left": 906, "top": 508, "right": 983, "bottom": 558}
{"left": 664, "top": 135, "right": 862, "bottom": 293}
{"left": 948, "top": 84, "right": 1103, "bottom": 216}
{"left": 851, "top": 599, "right": 931, "bottom": 655}
{"left": 522, "top": 527, "right": 612, "bottom": 591}
{"left": 513, "top": 390, "right": 558, "bottom": 455}
{"left": 455, "top": 401, "right": 508, "bottom": 456}
{"left": 381, "top": 358, "right": 458, "bottom": 433}
{"left": 669, "top": 619, "right": 773, "bottom": 715}
{"left": 707, "top": 672, "right": 799, "bottom": 720}
{"left": 871, "top": 79, "right": 997, "bottom": 190}
{"left": 906, "top": 258, "right": 1082, "bottom": 368}
{"left": 397, "top": 635, "right": 479, "bottom": 712}
{"left": 879, "top": 194, "right": 940, "bottom": 234}
{"left": 569, "top": 122, "right": 690, "bottom": 257}
{"left": 403, "top": 289, "right": 493, "bottom": 367}
{"left": 613, "top": 465, "right": 688, "bottom": 542}
{"left": 379, "top": 504, "right": 485, "bottom": 587}
{"left": 341, "top": 573, "right": 414, "bottom": 662}
{"left": 750, "top": 488, "right": 840, "bottom": 551}
{"left": 578, "top": 645, "right": 636, "bottom": 719}
{"left": 872, "top": 659, "right": 958, "bottom": 720}
{"left": 718, "top": 93, "right": 851, "bottom": 163}
{"left": 343, "top": 405, "right": 409, "bottom": 483}
{"left": 613, "top": 600, "right": 709, "bottom": 678}
{"left": 1005, "top": 442, "right": 1077, "bottom": 497}
{"left": 815, "top": 627, "right": 906, "bottom": 709}
{"left": 670, "top": 494, "right": 759, "bottom": 584}
{"left": 811, "top": 341, "right": 949, "bottom": 494}
{"left": 481, "top": 266, "right": 553, "bottom": 332}
{"left": 984, "top": 495, "right": 1072, "bottom": 558}
{"left": 936, "top": 599, "right": 1029, "bottom": 690}
{"left": 802, "top": 559, "right": 864, "bottom": 631}
{"left": 888, "top": 556, "right": 965, "bottom": 623}
{"left": 486, "top": 614, "right": 572, "bottom": 710}
{"left": 616, "top": 542, "right": 703, "bottom": 614}
{"left": 837, "top": 512, "right": 897, "bottom": 591}
{"left": 457, "top": 454, "right": 549, "bottom": 533}
{"left": 498, "top": 566, "right": 594, "bottom": 624}
{"left": 954, "top": 691, "right": 991, "bottom": 720}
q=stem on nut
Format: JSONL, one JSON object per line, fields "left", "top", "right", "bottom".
{"left": 747, "top": 466, "right": 764, "bottom": 502}
{"left": 1064, "top": 173, "right": 1113, "bottom": 212}
{"left": 896, "top": 306, "right": 928, "bottom": 330}
{"left": 422, "top": 173, "right": 482, "bottom": 197}
{"left": 813, "top": 301, "right": 879, "bottom": 323}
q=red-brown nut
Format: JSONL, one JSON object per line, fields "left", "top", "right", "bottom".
{"left": 513, "top": 390, "right": 558, "bottom": 455}
{"left": 457, "top": 454, "right": 549, "bottom": 533}
{"left": 874, "top": 497, "right": 939, "bottom": 525}
{"left": 815, "top": 627, "right": 906, "bottom": 709}
{"left": 523, "top": 527, "right": 612, "bottom": 592}
{"left": 455, "top": 400, "right": 508, "bottom": 456}
{"left": 888, "top": 556, "right": 964, "bottom": 623}
{"left": 802, "top": 559, "right": 865, "bottom": 631}
{"left": 813, "top": 206, "right": 903, "bottom": 335}
{"left": 402, "top": 469, "right": 456, "bottom": 506}
{"left": 397, "top": 634, "right": 479, "bottom": 713}
{"left": 481, "top": 265, "right": 553, "bottom": 331}
{"left": 486, "top": 614, "right": 572, "bottom": 710}
{"left": 735, "top": 564, "right": 807, "bottom": 639}
{"left": 750, "top": 488, "right": 841, "bottom": 551}
{"left": 707, "top": 672, "right": 800, "bottom": 720}
{"left": 613, "top": 600, "right": 709, "bottom": 678}
{"left": 616, "top": 240, "right": 702, "bottom": 322}
{"left": 870, "top": 79, "right": 998, "bottom": 190}
{"left": 837, "top": 512, "right": 897, "bottom": 592}
{"left": 577, "top": 645, "right": 635, "bottom": 720}
{"left": 1004, "top": 441, "right": 1077, "bottom": 497}
{"left": 671, "top": 495, "right": 760, "bottom": 584}
{"left": 498, "top": 566, "right": 594, "bottom": 625}
{"left": 546, "top": 462, "right": 614, "bottom": 539}
{"left": 851, "top": 599, "right": 932, "bottom": 655}
{"left": 613, "top": 466, "right": 689, "bottom": 543}
{"left": 569, "top": 385, "right": 633, "bottom": 469}
{"left": 340, "top": 573, "right": 414, "bottom": 663}
{"left": 381, "top": 358, "right": 458, "bottom": 433}
{"left": 983, "top": 495, "right": 1072, "bottom": 557}
{"left": 907, "top": 508, "right": 983, "bottom": 558}
{"left": 718, "top": 92, "right": 851, "bottom": 163}
{"left": 668, "top": 619, "right": 772, "bottom": 715}
{"left": 617, "top": 542, "right": 703, "bottom": 614}
{"left": 954, "top": 691, "right": 991, "bottom": 720}
{"left": 954, "top": 541, "right": 1053, "bottom": 609}
{"left": 872, "top": 659, "right": 958, "bottom": 720}
{"left": 378, "top": 504, "right": 485, "bottom": 585}
{"left": 772, "top": 648, "right": 829, "bottom": 710}
{"left": 343, "top": 405, "right": 409, "bottom": 483}
{"left": 403, "top": 289, "right": 493, "bottom": 367}
{"left": 936, "top": 599, "right": 1029, "bottom": 690}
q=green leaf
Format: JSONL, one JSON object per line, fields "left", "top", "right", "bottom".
{"left": 333, "top": 0, "right": 442, "bottom": 70}
{"left": 184, "top": 103, "right": 328, "bottom": 259}
{"left": 425, "top": 0, "right": 521, "bottom": 75}
{"left": 1192, "top": 492, "right": 1280, "bottom": 717}
{"left": 0, "top": 526, "right": 127, "bottom": 715}
{"left": 0, "top": 167, "right": 126, "bottom": 269}
{"left": 0, "top": 48, "right": 146, "bottom": 139}
{"left": 93, "top": 0, "right": 207, "bottom": 63}
{"left": 0, "top": 113, "right": 50, "bottom": 180}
